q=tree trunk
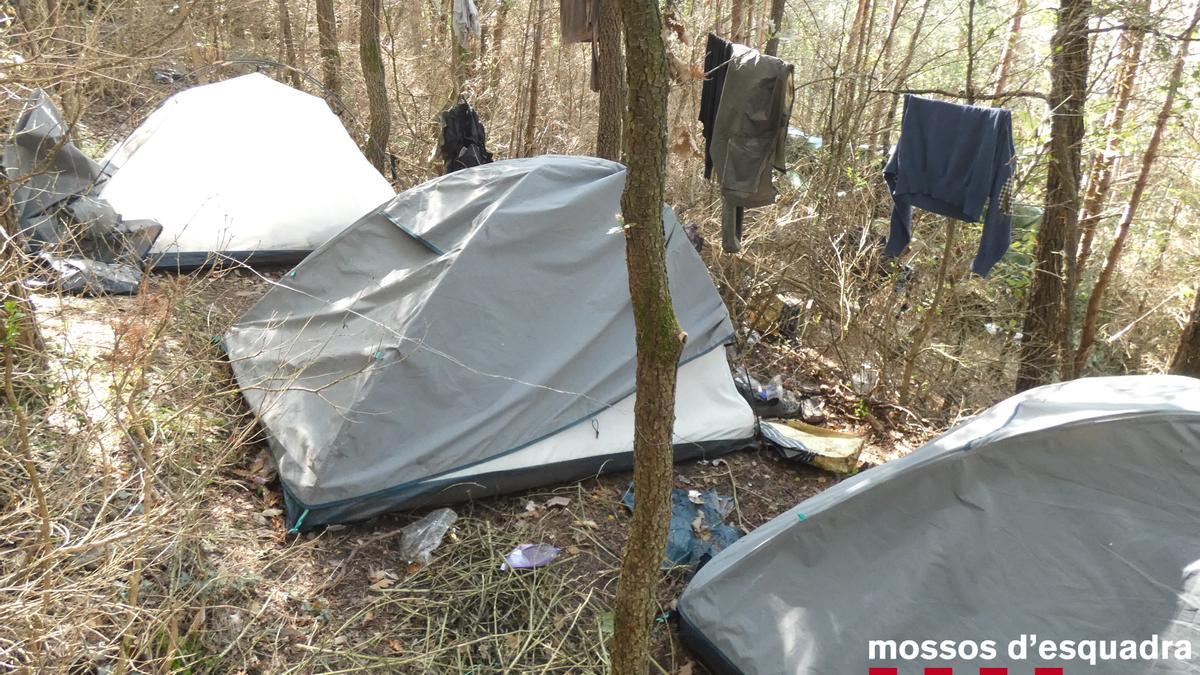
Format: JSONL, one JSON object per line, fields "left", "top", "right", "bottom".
{"left": 744, "top": 0, "right": 756, "bottom": 45}
{"left": 487, "top": 0, "right": 512, "bottom": 100}
{"left": 359, "top": 0, "right": 391, "bottom": 171}
{"left": 880, "top": 0, "right": 930, "bottom": 152}
{"left": 276, "top": 0, "right": 303, "bottom": 88}
{"left": 1073, "top": 2, "right": 1147, "bottom": 279}
{"left": 1015, "top": 0, "right": 1091, "bottom": 392}
{"left": 1071, "top": 1, "right": 1200, "bottom": 376}
{"left": 964, "top": 0, "right": 976, "bottom": 100}
{"left": 1062, "top": 7, "right": 1147, "bottom": 376}
{"left": 866, "top": 0, "right": 903, "bottom": 146}
{"left": 731, "top": 0, "right": 745, "bottom": 42}
{"left": 608, "top": 0, "right": 681, "bottom": 672}
{"left": 1172, "top": 290, "right": 1200, "bottom": 377}
{"left": 824, "top": 0, "right": 872, "bottom": 173}
{"left": 993, "top": 0, "right": 1026, "bottom": 94}
{"left": 596, "top": 0, "right": 625, "bottom": 160}
{"left": 316, "top": 0, "right": 342, "bottom": 98}
{"left": 521, "top": 0, "right": 545, "bottom": 157}
{"left": 764, "top": 0, "right": 785, "bottom": 56}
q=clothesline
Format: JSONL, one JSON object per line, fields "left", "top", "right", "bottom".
{"left": 870, "top": 87, "right": 1048, "bottom": 102}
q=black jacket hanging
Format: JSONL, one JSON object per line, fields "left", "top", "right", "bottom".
{"left": 699, "top": 33, "right": 733, "bottom": 180}
{"left": 440, "top": 101, "right": 494, "bottom": 174}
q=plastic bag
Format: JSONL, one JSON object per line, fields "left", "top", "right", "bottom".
{"left": 397, "top": 507, "right": 458, "bottom": 566}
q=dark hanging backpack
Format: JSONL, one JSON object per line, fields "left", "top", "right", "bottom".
{"left": 440, "top": 101, "right": 494, "bottom": 174}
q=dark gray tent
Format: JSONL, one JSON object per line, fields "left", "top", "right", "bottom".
{"left": 679, "top": 375, "right": 1200, "bottom": 674}
{"left": 225, "top": 156, "right": 756, "bottom": 529}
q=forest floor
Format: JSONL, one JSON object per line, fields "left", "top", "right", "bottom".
{"left": 23, "top": 266, "right": 936, "bottom": 673}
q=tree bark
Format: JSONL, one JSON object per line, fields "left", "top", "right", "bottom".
{"left": 866, "top": 0, "right": 903, "bottom": 146}
{"left": 1015, "top": 0, "right": 1091, "bottom": 392}
{"left": 824, "top": 0, "right": 873, "bottom": 173}
{"left": 359, "top": 0, "right": 391, "bottom": 171}
{"left": 1073, "top": 2, "right": 1147, "bottom": 280}
{"left": 731, "top": 0, "right": 745, "bottom": 42}
{"left": 487, "top": 0, "right": 512, "bottom": 100}
{"left": 993, "top": 0, "right": 1026, "bottom": 94}
{"left": 596, "top": 0, "right": 625, "bottom": 160}
{"left": 316, "top": 0, "right": 342, "bottom": 99}
{"left": 1071, "top": 1, "right": 1200, "bottom": 376}
{"left": 276, "top": 0, "right": 303, "bottom": 89}
{"left": 880, "top": 0, "right": 930, "bottom": 152}
{"left": 1172, "top": 290, "right": 1200, "bottom": 377}
{"left": 608, "top": 0, "right": 681, "bottom": 672}
{"left": 764, "top": 0, "right": 785, "bottom": 56}
{"left": 521, "top": 0, "right": 545, "bottom": 156}
{"left": 1062, "top": 5, "right": 1148, "bottom": 376}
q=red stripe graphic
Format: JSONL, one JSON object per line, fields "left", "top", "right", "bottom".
{"left": 868, "top": 669, "right": 898, "bottom": 675}
{"left": 979, "top": 669, "right": 1009, "bottom": 675}
{"left": 925, "top": 668, "right": 953, "bottom": 675}
{"left": 1035, "top": 669, "right": 1064, "bottom": 675}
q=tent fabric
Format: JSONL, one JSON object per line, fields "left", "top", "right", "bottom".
{"left": 4, "top": 90, "right": 162, "bottom": 295}
{"left": 5, "top": 89, "right": 107, "bottom": 229}
{"left": 225, "top": 155, "right": 756, "bottom": 528}
{"left": 679, "top": 375, "right": 1200, "bottom": 674}
{"left": 98, "top": 73, "right": 394, "bottom": 269}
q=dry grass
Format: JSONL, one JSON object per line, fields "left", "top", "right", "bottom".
{"left": 3, "top": 269, "right": 886, "bottom": 673}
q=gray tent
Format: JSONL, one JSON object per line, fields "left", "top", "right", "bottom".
{"left": 679, "top": 375, "right": 1200, "bottom": 674}
{"left": 225, "top": 156, "right": 756, "bottom": 529}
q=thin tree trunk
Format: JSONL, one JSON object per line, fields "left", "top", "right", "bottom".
{"left": 880, "top": 0, "right": 929, "bottom": 152}
{"left": 1062, "top": 6, "right": 1148, "bottom": 376}
{"left": 993, "top": 0, "right": 1026, "bottom": 94}
{"left": 1074, "top": 2, "right": 1147, "bottom": 277}
{"left": 277, "top": 0, "right": 303, "bottom": 88}
{"left": 608, "top": 0, "right": 681, "bottom": 671}
{"left": 898, "top": 220, "right": 958, "bottom": 404}
{"left": 825, "top": 0, "right": 871, "bottom": 172}
{"left": 839, "top": 0, "right": 871, "bottom": 119}
{"left": 522, "top": 0, "right": 545, "bottom": 157}
{"left": 964, "top": 0, "right": 976, "bottom": 100}
{"left": 1172, "top": 289, "right": 1200, "bottom": 377}
{"left": 487, "top": 0, "right": 512, "bottom": 99}
{"left": 360, "top": 0, "right": 391, "bottom": 171}
{"left": 844, "top": 0, "right": 870, "bottom": 69}
{"left": 731, "top": 0, "right": 745, "bottom": 42}
{"left": 596, "top": 0, "right": 625, "bottom": 160}
{"left": 745, "top": 0, "right": 756, "bottom": 45}
{"left": 316, "top": 0, "right": 342, "bottom": 98}
{"left": 867, "top": 0, "right": 903, "bottom": 147}
{"left": 756, "top": 0, "right": 770, "bottom": 50}
{"left": 1015, "top": 0, "right": 1091, "bottom": 392}
{"left": 1072, "top": 1, "right": 1200, "bottom": 376}
{"left": 764, "top": 0, "right": 785, "bottom": 56}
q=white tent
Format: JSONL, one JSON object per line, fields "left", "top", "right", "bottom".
{"left": 99, "top": 73, "right": 394, "bottom": 269}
